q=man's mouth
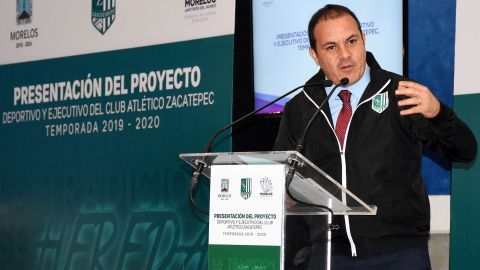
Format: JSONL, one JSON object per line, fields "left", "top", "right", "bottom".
{"left": 340, "top": 64, "right": 355, "bottom": 71}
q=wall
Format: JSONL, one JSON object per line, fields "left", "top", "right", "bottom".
{"left": 451, "top": 1, "right": 480, "bottom": 269}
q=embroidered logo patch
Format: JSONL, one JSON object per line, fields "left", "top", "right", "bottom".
{"left": 372, "top": 92, "right": 389, "bottom": 113}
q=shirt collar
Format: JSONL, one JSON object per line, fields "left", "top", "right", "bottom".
{"left": 325, "top": 64, "right": 370, "bottom": 104}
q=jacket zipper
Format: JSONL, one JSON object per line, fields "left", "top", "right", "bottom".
{"left": 320, "top": 109, "right": 358, "bottom": 257}
{"left": 303, "top": 79, "right": 391, "bottom": 257}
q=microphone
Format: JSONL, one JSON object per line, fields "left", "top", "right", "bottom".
{"left": 285, "top": 77, "right": 349, "bottom": 187}
{"left": 189, "top": 80, "right": 333, "bottom": 214}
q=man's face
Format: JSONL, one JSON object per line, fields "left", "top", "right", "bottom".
{"left": 309, "top": 15, "right": 366, "bottom": 86}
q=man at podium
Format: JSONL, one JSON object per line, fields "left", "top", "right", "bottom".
{"left": 274, "top": 4, "right": 477, "bottom": 270}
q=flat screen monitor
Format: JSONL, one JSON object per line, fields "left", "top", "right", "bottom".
{"left": 252, "top": 0, "right": 404, "bottom": 113}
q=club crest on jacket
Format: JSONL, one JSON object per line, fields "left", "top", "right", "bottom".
{"left": 372, "top": 92, "right": 389, "bottom": 113}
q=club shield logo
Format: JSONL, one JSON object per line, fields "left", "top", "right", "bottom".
{"left": 372, "top": 92, "right": 389, "bottom": 113}
{"left": 92, "top": 0, "right": 116, "bottom": 34}
{"left": 240, "top": 178, "right": 252, "bottom": 200}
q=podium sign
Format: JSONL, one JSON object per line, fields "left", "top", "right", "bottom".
{"left": 209, "top": 164, "right": 285, "bottom": 270}
{"left": 180, "top": 151, "right": 376, "bottom": 270}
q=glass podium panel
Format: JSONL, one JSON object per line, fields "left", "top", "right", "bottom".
{"left": 180, "top": 151, "right": 376, "bottom": 216}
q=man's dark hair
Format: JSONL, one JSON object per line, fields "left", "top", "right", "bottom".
{"left": 308, "top": 4, "right": 363, "bottom": 52}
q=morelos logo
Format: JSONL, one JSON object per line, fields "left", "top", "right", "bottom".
{"left": 17, "top": 0, "right": 32, "bottom": 25}
{"left": 240, "top": 178, "right": 252, "bottom": 200}
{"left": 12, "top": 0, "right": 38, "bottom": 44}
{"left": 92, "top": 0, "right": 116, "bottom": 35}
{"left": 221, "top": 179, "right": 229, "bottom": 193}
{"left": 185, "top": 0, "right": 217, "bottom": 8}
{"left": 185, "top": 0, "right": 217, "bottom": 12}
{"left": 372, "top": 92, "right": 389, "bottom": 113}
{"left": 259, "top": 177, "right": 273, "bottom": 197}
{"left": 218, "top": 179, "right": 231, "bottom": 200}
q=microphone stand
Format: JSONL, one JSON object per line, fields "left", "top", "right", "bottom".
{"left": 189, "top": 81, "right": 333, "bottom": 214}
{"left": 284, "top": 78, "right": 349, "bottom": 215}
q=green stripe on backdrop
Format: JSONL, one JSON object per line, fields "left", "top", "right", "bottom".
{"left": 451, "top": 93, "right": 480, "bottom": 270}
{"left": 209, "top": 245, "right": 280, "bottom": 270}
{"left": 0, "top": 35, "right": 234, "bottom": 269}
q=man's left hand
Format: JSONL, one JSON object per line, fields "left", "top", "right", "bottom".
{"left": 395, "top": 81, "right": 441, "bottom": 119}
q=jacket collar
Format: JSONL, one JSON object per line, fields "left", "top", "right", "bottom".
{"left": 303, "top": 51, "right": 391, "bottom": 118}
{"left": 360, "top": 52, "right": 392, "bottom": 102}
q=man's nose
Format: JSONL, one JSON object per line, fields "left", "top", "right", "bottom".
{"left": 338, "top": 45, "right": 351, "bottom": 59}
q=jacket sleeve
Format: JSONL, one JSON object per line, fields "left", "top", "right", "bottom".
{"left": 273, "top": 103, "right": 297, "bottom": 151}
{"left": 405, "top": 101, "right": 477, "bottom": 163}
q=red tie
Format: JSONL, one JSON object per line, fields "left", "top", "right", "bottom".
{"left": 336, "top": 90, "right": 352, "bottom": 149}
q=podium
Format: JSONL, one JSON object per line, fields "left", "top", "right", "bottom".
{"left": 180, "top": 151, "right": 376, "bottom": 270}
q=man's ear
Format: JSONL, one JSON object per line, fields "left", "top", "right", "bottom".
{"left": 309, "top": 47, "right": 320, "bottom": 66}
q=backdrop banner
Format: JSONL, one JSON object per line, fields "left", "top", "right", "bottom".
{"left": 0, "top": 1, "right": 235, "bottom": 269}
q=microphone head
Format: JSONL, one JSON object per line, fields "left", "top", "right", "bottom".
{"left": 340, "top": 78, "right": 349, "bottom": 86}
{"left": 324, "top": 80, "right": 333, "bottom": 87}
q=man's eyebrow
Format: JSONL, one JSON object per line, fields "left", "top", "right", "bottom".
{"left": 346, "top": 33, "right": 361, "bottom": 40}
{"left": 321, "top": 41, "right": 336, "bottom": 47}
{"left": 320, "top": 33, "right": 361, "bottom": 47}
